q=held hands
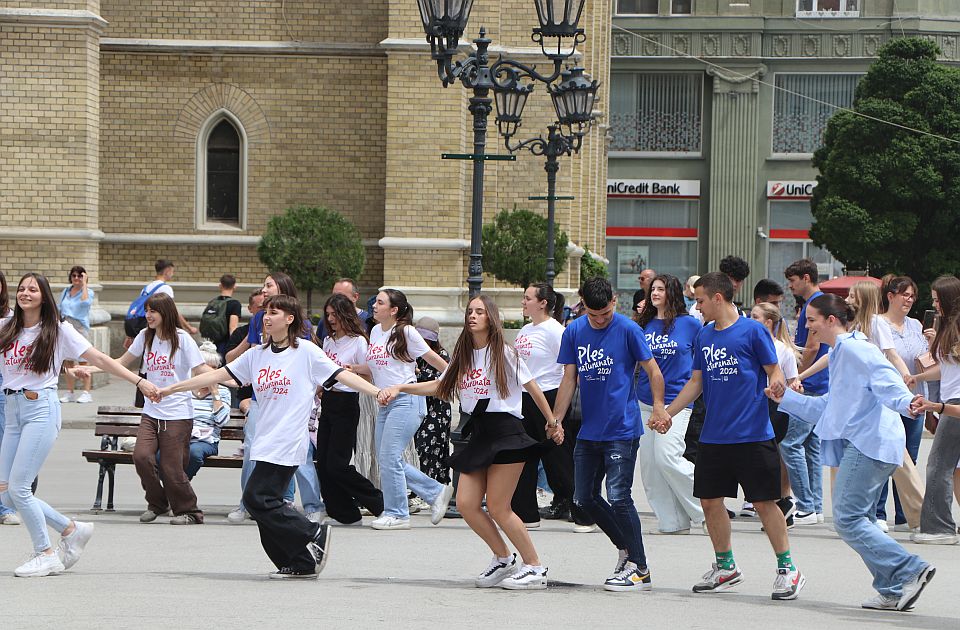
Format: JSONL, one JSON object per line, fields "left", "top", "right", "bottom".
{"left": 909, "top": 395, "right": 937, "bottom": 416}
{"left": 789, "top": 380, "right": 804, "bottom": 394}
{"left": 647, "top": 406, "right": 672, "bottom": 434}
{"left": 138, "top": 379, "right": 162, "bottom": 403}
{"left": 546, "top": 421, "right": 564, "bottom": 445}
{"left": 377, "top": 386, "right": 401, "bottom": 406}
{"left": 68, "top": 366, "right": 92, "bottom": 380}
{"left": 764, "top": 387, "right": 783, "bottom": 403}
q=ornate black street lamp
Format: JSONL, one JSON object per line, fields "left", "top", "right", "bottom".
{"left": 414, "top": 0, "right": 595, "bottom": 296}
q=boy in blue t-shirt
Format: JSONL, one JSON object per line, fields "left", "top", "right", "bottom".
{"left": 552, "top": 277, "right": 671, "bottom": 593}
{"left": 666, "top": 272, "right": 805, "bottom": 601}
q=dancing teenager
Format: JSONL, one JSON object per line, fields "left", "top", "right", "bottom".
{"left": 159, "top": 294, "right": 382, "bottom": 579}
{"left": 511, "top": 283, "right": 591, "bottom": 531}
{"left": 0, "top": 273, "right": 159, "bottom": 577}
{"left": 666, "top": 272, "right": 804, "bottom": 601}
{"left": 551, "top": 277, "right": 672, "bottom": 592}
{"left": 381, "top": 295, "right": 560, "bottom": 589}
{"left": 771, "top": 293, "right": 934, "bottom": 611}
{"left": 635, "top": 274, "right": 704, "bottom": 534}
{"left": 364, "top": 289, "right": 452, "bottom": 530}
{"left": 100, "top": 293, "right": 209, "bottom": 524}
{"left": 316, "top": 293, "right": 384, "bottom": 525}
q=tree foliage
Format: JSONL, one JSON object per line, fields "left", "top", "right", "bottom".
{"left": 481, "top": 206, "right": 569, "bottom": 288}
{"left": 811, "top": 37, "right": 960, "bottom": 287}
{"left": 580, "top": 245, "right": 609, "bottom": 281}
{"left": 257, "top": 205, "right": 364, "bottom": 313}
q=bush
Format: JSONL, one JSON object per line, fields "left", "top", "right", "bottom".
{"left": 580, "top": 245, "right": 608, "bottom": 281}
{"left": 258, "top": 205, "right": 364, "bottom": 313}
{"left": 481, "top": 206, "right": 569, "bottom": 288}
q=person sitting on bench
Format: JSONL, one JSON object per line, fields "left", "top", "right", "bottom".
{"left": 185, "top": 341, "right": 232, "bottom": 479}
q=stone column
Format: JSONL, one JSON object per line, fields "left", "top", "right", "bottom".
{"left": 706, "top": 65, "right": 766, "bottom": 303}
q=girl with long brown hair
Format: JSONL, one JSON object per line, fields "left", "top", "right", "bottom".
{"left": 907, "top": 275, "right": 960, "bottom": 544}
{"left": 158, "top": 294, "right": 382, "bottom": 579}
{"left": 363, "top": 289, "right": 451, "bottom": 530}
{"left": 104, "top": 292, "right": 209, "bottom": 525}
{"left": 380, "top": 295, "right": 560, "bottom": 590}
{"left": 314, "top": 293, "right": 383, "bottom": 525}
{"left": 0, "top": 272, "right": 158, "bottom": 577}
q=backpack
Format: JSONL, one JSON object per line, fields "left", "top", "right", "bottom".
{"left": 199, "top": 296, "right": 232, "bottom": 343}
{"left": 124, "top": 282, "right": 166, "bottom": 338}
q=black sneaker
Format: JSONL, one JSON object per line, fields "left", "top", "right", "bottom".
{"left": 539, "top": 499, "right": 571, "bottom": 521}
{"left": 777, "top": 496, "right": 797, "bottom": 520}
{"left": 268, "top": 567, "right": 318, "bottom": 580}
{"left": 307, "top": 523, "right": 332, "bottom": 574}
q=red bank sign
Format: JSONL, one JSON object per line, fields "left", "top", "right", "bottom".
{"left": 767, "top": 181, "right": 816, "bottom": 199}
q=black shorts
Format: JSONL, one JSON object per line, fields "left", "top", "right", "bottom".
{"left": 768, "top": 398, "right": 790, "bottom": 444}
{"left": 693, "top": 439, "right": 781, "bottom": 502}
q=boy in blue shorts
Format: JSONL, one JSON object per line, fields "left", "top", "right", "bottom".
{"left": 666, "top": 272, "right": 804, "bottom": 601}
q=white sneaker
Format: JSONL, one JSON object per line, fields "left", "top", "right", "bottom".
{"left": 430, "top": 485, "right": 454, "bottom": 525}
{"left": 500, "top": 564, "right": 548, "bottom": 590}
{"left": 875, "top": 519, "right": 889, "bottom": 533}
{"left": 57, "top": 521, "right": 94, "bottom": 570}
{"left": 475, "top": 553, "right": 518, "bottom": 588}
{"left": 15, "top": 552, "right": 64, "bottom": 578}
{"left": 738, "top": 502, "right": 757, "bottom": 518}
{"left": 893, "top": 523, "right": 918, "bottom": 533}
{"left": 898, "top": 565, "right": 935, "bottom": 611}
{"left": 793, "top": 511, "right": 818, "bottom": 526}
{"left": 536, "top": 488, "right": 554, "bottom": 509}
{"left": 306, "top": 511, "right": 327, "bottom": 524}
{"left": 0, "top": 512, "right": 20, "bottom": 525}
{"left": 370, "top": 515, "right": 410, "bottom": 530}
{"left": 408, "top": 497, "right": 422, "bottom": 514}
{"left": 861, "top": 593, "right": 901, "bottom": 611}
{"left": 74, "top": 391, "right": 93, "bottom": 404}
{"left": 59, "top": 392, "right": 74, "bottom": 403}
{"left": 910, "top": 532, "right": 958, "bottom": 545}
{"left": 524, "top": 521, "right": 541, "bottom": 529}
{"left": 226, "top": 507, "right": 249, "bottom": 524}
{"left": 572, "top": 523, "right": 597, "bottom": 533}
{"left": 816, "top": 512, "right": 824, "bottom": 524}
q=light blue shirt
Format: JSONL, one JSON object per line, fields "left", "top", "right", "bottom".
{"left": 778, "top": 331, "right": 913, "bottom": 467}
{"left": 59, "top": 287, "right": 95, "bottom": 331}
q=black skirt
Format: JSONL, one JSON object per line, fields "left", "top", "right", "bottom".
{"left": 450, "top": 400, "right": 544, "bottom": 473}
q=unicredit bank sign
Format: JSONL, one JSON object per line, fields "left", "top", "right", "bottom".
{"left": 767, "top": 181, "right": 817, "bottom": 199}
{"left": 607, "top": 179, "right": 700, "bottom": 199}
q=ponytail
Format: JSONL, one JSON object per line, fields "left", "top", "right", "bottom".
{"left": 529, "top": 282, "right": 564, "bottom": 322}
{"left": 808, "top": 293, "right": 855, "bottom": 326}
{"left": 382, "top": 288, "right": 416, "bottom": 362}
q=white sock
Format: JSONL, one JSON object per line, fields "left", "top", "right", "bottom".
{"left": 498, "top": 555, "right": 513, "bottom": 564}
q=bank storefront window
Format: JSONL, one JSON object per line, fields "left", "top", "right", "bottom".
{"left": 766, "top": 181, "right": 843, "bottom": 312}
{"left": 610, "top": 73, "right": 703, "bottom": 154}
{"left": 772, "top": 73, "right": 860, "bottom": 154}
{"left": 607, "top": 179, "right": 700, "bottom": 314}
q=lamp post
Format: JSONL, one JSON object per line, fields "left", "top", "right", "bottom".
{"left": 414, "top": 0, "right": 596, "bottom": 297}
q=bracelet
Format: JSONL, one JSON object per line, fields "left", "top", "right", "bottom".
{"left": 941, "top": 402, "right": 946, "bottom": 414}
{"left": 136, "top": 377, "right": 143, "bottom": 388}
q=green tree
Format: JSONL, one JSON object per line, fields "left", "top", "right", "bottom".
{"left": 481, "top": 206, "right": 569, "bottom": 287}
{"left": 811, "top": 37, "right": 960, "bottom": 288}
{"left": 257, "top": 205, "right": 364, "bottom": 313}
{"left": 580, "top": 245, "right": 608, "bottom": 281}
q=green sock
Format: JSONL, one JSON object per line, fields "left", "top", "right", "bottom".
{"left": 776, "top": 550, "right": 795, "bottom": 571}
{"left": 715, "top": 550, "right": 735, "bottom": 571}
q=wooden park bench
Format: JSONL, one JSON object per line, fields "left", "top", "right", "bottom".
{"left": 81, "top": 405, "right": 246, "bottom": 512}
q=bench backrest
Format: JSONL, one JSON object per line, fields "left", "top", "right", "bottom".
{"left": 94, "top": 405, "right": 246, "bottom": 439}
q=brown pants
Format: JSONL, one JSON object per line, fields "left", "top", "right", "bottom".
{"left": 132, "top": 415, "right": 203, "bottom": 520}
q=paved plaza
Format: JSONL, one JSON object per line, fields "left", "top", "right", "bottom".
{"left": 1, "top": 381, "right": 957, "bottom": 629}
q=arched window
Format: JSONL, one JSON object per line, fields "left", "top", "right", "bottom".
{"left": 196, "top": 111, "right": 246, "bottom": 229}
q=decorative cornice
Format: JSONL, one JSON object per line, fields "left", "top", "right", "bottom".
{"left": 0, "top": 228, "right": 105, "bottom": 242}
{"left": 0, "top": 8, "right": 107, "bottom": 31}
{"left": 378, "top": 237, "right": 469, "bottom": 250}
{"left": 100, "top": 38, "right": 384, "bottom": 57}
{"left": 101, "top": 233, "right": 379, "bottom": 247}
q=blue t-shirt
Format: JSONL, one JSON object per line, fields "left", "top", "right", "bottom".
{"left": 557, "top": 313, "right": 653, "bottom": 441}
{"left": 796, "top": 290, "right": 830, "bottom": 395}
{"left": 636, "top": 315, "right": 701, "bottom": 408}
{"left": 694, "top": 317, "right": 778, "bottom": 444}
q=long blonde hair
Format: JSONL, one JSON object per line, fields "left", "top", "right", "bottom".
{"left": 753, "top": 302, "right": 797, "bottom": 358}
{"left": 849, "top": 281, "right": 882, "bottom": 340}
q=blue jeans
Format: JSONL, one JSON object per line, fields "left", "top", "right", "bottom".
{"left": 834, "top": 441, "right": 928, "bottom": 598}
{"left": 0, "top": 389, "right": 14, "bottom": 517}
{"left": 294, "top": 442, "right": 324, "bottom": 513}
{"left": 573, "top": 438, "right": 647, "bottom": 567}
{"left": 781, "top": 414, "right": 823, "bottom": 513}
{"left": 376, "top": 393, "right": 442, "bottom": 518}
{"left": 239, "top": 399, "right": 297, "bottom": 510}
{"left": 876, "top": 414, "right": 923, "bottom": 524}
{"left": 186, "top": 440, "right": 218, "bottom": 480}
{"left": 0, "top": 389, "right": 71, "bottom": 552}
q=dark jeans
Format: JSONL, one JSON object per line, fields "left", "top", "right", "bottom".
{"left": 573, "top": 438, "right": 647, "bottom": 567}
{"left": 876, "top": 414, "right": 923, "bottom": 523}
{"left": 243, "top": 460, "right": 320, "bottom": 572}
{"left": 132, "top": 415, "right": 203, "bottom": 520}
{"left": 315, "top": 390, "right": 384, "bottom": 524}
{"left": 512, "top": 389, "right": 592, "bottom": 525}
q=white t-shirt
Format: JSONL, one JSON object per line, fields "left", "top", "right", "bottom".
{"left": 129, "top": 329, "right": 204, "bottom": 420}
{"left": 322, "top": 334, "right": 369, "bottom": 393}
{"left": 144, "top": 279, "right": 174, "bottom": 299}
{"left": 226, "top": 341, "right": 341, "bottom": 466}
{"left": 940, "top": 357, "right": 960, "bottom": 402}
{"left": 365, "top": 324, "right": 430, "bottom": 387}
{"left": 773, "top": 338, "right": 799, "bottom": 381}
{"left": 0, "top": 319, "right": 92, "bottom": 390}
{"left": 867, "top": 314, "right": 895, "bottom": 352}
{"left": 514, "top": 318, "right": 564, "bottom": 391}
{"left": 459, "top": 345, "right": 533, "bottom": 417}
